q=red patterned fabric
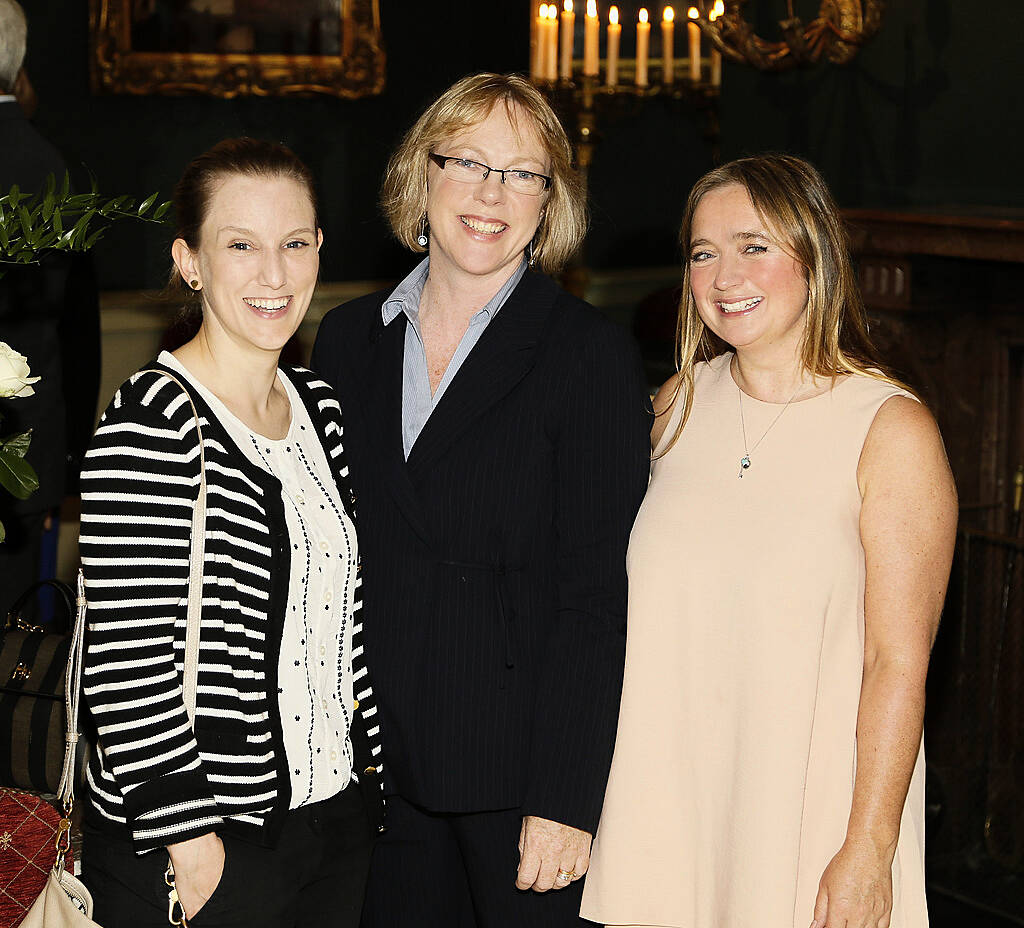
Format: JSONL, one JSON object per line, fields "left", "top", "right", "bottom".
{"left": 0, "top": 790, "right": 73, "bottom": 928}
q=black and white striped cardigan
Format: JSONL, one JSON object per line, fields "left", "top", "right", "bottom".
{"left": 80, "top": 362, "right": 382, "bottom": 853}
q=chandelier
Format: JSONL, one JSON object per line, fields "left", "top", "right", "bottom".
{"left": 704, "top": 0, "right": 885, "bottom": 70}
{"left": 529, "top": 0, "right": 884, "bottom": 91}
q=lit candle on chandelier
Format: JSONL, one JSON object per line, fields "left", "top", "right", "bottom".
{"left": 687, "top": 6, "right": 701, "bottom": 83}
{"left": 606, "top": 5, "right": 621, "bottom": 86}
{"left": 709, "top": 0, "right": 724, "bottom": 86}
{"left": 662, "top": 6, "right": 675, "bottom": 85}
{"left": 583, "top": 0, "right": 600, "bottom": 76}
{"left": 531, "top": 3, "right": 545, "bottom": 80}
{"left": 545, "top": 4, "right": 559, "bottom": 81}
{"left": 636, "top": 8, "right": 651, "bottom": 87}
{"left": 559, "top": 0, "right": 576, "bottom": 81}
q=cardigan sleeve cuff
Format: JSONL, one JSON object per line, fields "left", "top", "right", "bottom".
{"left": 123, "top": 772, "right": 224, "bottom": 854}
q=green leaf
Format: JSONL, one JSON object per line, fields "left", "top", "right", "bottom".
{"left": 84, "top": 227, "right": 105, "bottom": 249}
{"left": 35, "top": 228, "right": 58, "bottom": 249}
{"left": 60, "top": 171, "right": 70, "bottom": 200}
{"left": 138, "top": 192, "right": 158, "bottom": 216}
{"left": 0, "top": 449, "right": 39, "bottom": 499}
{"left": 154, "top": 200, "right": 172, "bottom": 220}
{"left": 0, "top": 517, "right": 6, "bottom": 544}
{"left": 42, "top": 175, "right": 56, "bottom": 221}
{"left": 53, "top": 209, "right": 63, "bottom": 234}
{"left": 2, "top": 430, "right": 32, "bottom": 458}
{"left": 71, "top": 209, "right": 97, "bottom": 248}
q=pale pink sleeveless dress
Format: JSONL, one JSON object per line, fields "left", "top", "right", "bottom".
{"left": 581, "top": 353, "right": 928, "bottom": 928}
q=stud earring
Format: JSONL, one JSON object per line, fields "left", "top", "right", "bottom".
{"left": 416, "top": 216, "right": 429, "bottom": 248}
{"left": 189, "top": 278, "right": 201, "bottom": 290}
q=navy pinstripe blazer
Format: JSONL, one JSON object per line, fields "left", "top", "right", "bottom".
{"left": 312, "top": 270, "right": 651, "bottom": 833}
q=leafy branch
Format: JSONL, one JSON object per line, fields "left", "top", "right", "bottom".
{"left": 0, "top": 171, "right": 172, "bottom": 275}
{"left": 0, "top": 426, "right": 38, "bottom": 544}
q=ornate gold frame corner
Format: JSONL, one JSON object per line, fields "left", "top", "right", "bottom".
{"left": 89, "top": 0, "right": 385, "bottom": 99}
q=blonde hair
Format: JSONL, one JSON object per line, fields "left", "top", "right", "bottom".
{"left": 380, "top": 72, "right": 587, "bottom": 274}
{"left": 661, "top": 153, "right": 910, "bottom": 454}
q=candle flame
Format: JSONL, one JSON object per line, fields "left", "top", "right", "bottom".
{"left": 587, "top": 0, "right": 597, "bottom": 15}
{"left": 664, "top": 6, "right": 674, "bottom": 22}
{"left": 714, "top": 0, "right": 724, "bottom": 12}
{"left": 609, "top": 4, "right": 619, "bottom": 24}
{"left": 539, "top": 2, "right": 548, "bottom": 14}
{"left": 564, "top": 0, "right": 573, "bottom": 12}
{"left": 548, "top": 4, "right": 558, "bottom": 18}
{"left": 639, "top": 7, "right": 649, "bottom": 23}
{"left": 687, "top": 6, "right": 699, "bottom": 19}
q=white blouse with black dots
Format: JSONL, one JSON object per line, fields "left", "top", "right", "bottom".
{"left": 160, "top": 352, "right": 356, "bottom": 809}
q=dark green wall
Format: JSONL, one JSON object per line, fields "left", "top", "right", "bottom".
{"left": 21, "top": 1, "right": 1021, "bottom": 290}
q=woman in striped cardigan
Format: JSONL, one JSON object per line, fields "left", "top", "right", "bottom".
{"left": 79, "top": 139, "right": 383, "bottom": 928}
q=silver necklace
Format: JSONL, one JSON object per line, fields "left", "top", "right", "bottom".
{"left": 737, "top": 379, "right": 803, "bottom": 478}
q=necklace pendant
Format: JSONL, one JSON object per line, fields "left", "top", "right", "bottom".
{"left": 738, "top": 454, "right": 751, "bottom": 478}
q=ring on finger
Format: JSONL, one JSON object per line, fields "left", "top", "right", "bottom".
{"left": 555, "top": 868, "right": 575, "bottom": 883}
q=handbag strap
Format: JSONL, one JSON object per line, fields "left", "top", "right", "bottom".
{"left": 138, "top": 369, "right": 207, "bottom": 722}
{"left": 5, "top": 579, "right": 76, "bottom": 633}
{"left": 57, "top": 571, "right": 87, "bottom": 811}
{"left": 59, "top": 368, "right": 208, "bottom": 813}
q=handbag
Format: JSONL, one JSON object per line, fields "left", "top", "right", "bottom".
{"left": 0, "top": 787, "right": 74, "bottom": 927}
{"left": 0, "top": 581, "right": 86, "bottom": 794}
{"left": 10, "top": 572, "right": 99, "bottom": 928}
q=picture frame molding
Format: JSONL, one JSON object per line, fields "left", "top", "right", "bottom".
{"left": 89, "top": 0, "right": 385, "bottom": 99}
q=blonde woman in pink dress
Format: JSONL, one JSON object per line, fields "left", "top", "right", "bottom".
{"left": 581, "top": 154, "right": 958, "bottom": 928}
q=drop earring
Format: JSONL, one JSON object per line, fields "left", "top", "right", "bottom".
{"left": 416, "top": 216, "right": 429, "bottom": 248}
{"left": 525, "top": 239, "right": 537, "bottom": 267}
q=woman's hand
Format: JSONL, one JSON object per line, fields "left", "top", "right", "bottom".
{"left": 167, "top": 832, "right": 225, "bottom": 920}
{"left": 515, "top": 815, "right": 591, "bottom": 892}
{"left": 810, "top": 836, "right": 895, "bottom": 928}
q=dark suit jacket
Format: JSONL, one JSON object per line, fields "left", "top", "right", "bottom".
{"left": 0, "top": 101, "right": 101, "bottom": 511}
{"left": 312, "top": 270, "right": 651, "bottom": 833}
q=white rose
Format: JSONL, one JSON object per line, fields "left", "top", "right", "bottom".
{"left": 0, "top": 342, "right": 41, "bottom": 398}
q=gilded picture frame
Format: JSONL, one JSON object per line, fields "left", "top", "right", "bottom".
{"left": 89, "top": 0, "right": 385, "bottom": 99}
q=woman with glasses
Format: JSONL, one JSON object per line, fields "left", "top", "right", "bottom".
{"left": 312, "top": 72, "right": 651, "bottom": 928}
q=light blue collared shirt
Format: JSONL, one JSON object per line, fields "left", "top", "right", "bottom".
{"left": 382, "top": 257, "right": 528, "bottom": 460}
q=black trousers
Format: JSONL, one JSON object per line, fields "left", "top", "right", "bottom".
{"left": 360, "top": 795, "right": 595, "bottom": 928}
{"left": 82, "top": 783, "right": 373, "bottom": 928}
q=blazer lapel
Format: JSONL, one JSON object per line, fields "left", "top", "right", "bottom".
{"left": 358, "top": 312, "right": 435, "bottom": 546}
{"left": 405, "top": 272, "right": 558, "bottom": 476}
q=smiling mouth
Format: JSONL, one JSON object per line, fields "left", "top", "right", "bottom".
{"left": 460, "top": 216, "right": 508, "bottom": 235}
{"left": 243, "top": 296, "right": 291, "bottom": 315}
{"left": 718, "top": 297, "right": 762, "bottom": 314}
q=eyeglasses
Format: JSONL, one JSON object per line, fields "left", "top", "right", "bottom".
{"left": 428, "top": 153, "right": 552, "bottom": 197}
